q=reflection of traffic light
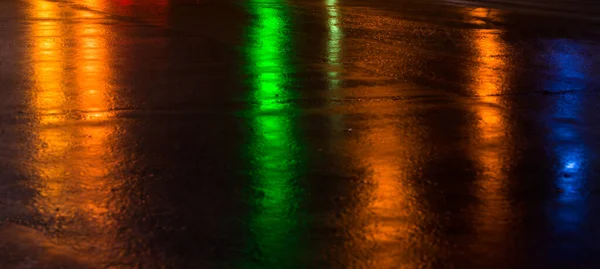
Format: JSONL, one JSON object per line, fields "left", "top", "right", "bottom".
{"left": 242, "top": 1, "right": 305, "bottom": 268}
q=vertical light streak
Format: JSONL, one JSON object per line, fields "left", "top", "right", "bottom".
{"left": 26, "top": 0, "right": 121, "bottom": 264}
{"left": 243, "top": 0, "right": 305, "bottom": 267}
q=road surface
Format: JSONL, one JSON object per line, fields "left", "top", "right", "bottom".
{"left": 1, "top": 0, "right": 600, "bottom": 268}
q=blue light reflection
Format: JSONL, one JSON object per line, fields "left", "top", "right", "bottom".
{"left": 543, "top": 39, "right": 590, "bottom": 249}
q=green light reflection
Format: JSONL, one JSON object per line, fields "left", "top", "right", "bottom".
{"left": 326, "top": 0, "right": 342, "bottom": 89}
{"left": 243, "top": 0, "right": 305, "bottom": 267}
{"left": 248, "top": 2, "right": 294, "bottom": 111}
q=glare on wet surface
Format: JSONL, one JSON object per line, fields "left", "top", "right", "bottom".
{"left": 20, "top": 0, "right": 123, "bottom": 266}
{"left": 2, "top": 0, "right": 600, "bottom": 268}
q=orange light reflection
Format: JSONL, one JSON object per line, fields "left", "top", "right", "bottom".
{"left": 27, "top": 0, "right": 120, "bottom": 265}
{"left": 344, "top": 103, "right": 423, "bottom": 269}
{"left": 469, "top": 7, "right": 512, "bottom": 253}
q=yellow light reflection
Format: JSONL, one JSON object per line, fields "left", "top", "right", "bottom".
{"left": 27, "top": 0, "right": 119, "bottom": 264}
{"left": 469, "top": 7, "right": 511, "bottom": 252}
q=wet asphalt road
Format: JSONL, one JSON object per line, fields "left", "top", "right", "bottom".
{"left": 2, "top": 0, "right": 600, "bottom": 268}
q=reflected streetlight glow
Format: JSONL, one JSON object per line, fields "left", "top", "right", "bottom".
{"left": 351, "top": 120, "right": 421, "bottom": 268}
{"left": 468, "top": 7, "right": 512, "bottom": 256}
{"left": 26, "top": 0, "right": 121, "bottom": 264}
{"left": 341, "top": 52, "right": 423, "bottom": 269}
{"left": 30, "top": 0, "right": 65, "bottom": 125}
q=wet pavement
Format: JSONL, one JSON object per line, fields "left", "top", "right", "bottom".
{"left": 2, "top": 0, "right": 600, "bottom": 268}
